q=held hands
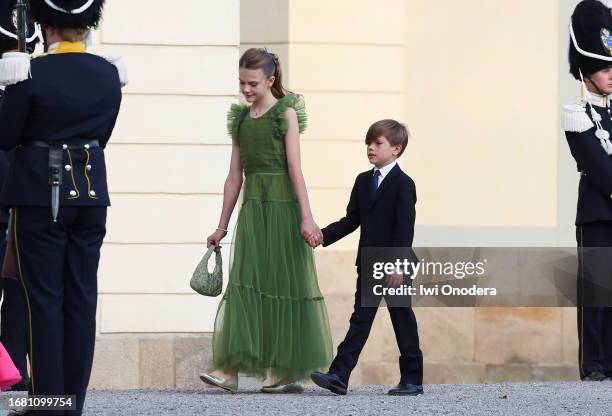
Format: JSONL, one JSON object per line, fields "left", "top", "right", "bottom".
{"left": 301, "top": 217, "right": 323, "bottom": 248}
{"left": 386, "top": 273, "right": 404, "bottom": 289}
{"left": 207, "top": 228, "right": 227, "bottom": 252}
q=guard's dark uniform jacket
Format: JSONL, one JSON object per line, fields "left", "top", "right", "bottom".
{"left": 0, "top": 52, "right": 120, "bottom": 207}
{"left": 564, "top": 99, "right": 612, "bottom": 380}
{"left": 0, "top": 88, "right": 12, "bottom": 222}
{"left": 0, "top": 150, "right": 11, "bottom": 221}
{"left": 0, "top": 44, "right": 122, "bottom": 416}
{"left": 565, "top": 104, "right": 612, "bottom": 225}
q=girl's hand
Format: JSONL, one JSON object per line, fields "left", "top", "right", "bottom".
{"left": 301, "top": 218, "right": 322, "bottom": 247}
{"left": 207, "top": 229, "right": 227, "bottom": 251}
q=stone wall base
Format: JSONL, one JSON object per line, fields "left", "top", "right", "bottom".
{"left": 89, "top": 334, "right": 579, "bottom": 390}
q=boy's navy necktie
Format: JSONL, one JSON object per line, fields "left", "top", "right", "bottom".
{"left": 370, "top": 169, "right": 381, "bottom": 200}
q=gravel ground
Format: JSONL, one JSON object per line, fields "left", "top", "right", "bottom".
{"left": 2, "top": 382, "right": 611, "bottom": 415}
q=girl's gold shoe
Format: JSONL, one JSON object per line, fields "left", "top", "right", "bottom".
{"left": 200, "top": 372, "right": 238, "bottom": 393}
{"left": 260, "top": 380, "right": 304, "bottom": 394}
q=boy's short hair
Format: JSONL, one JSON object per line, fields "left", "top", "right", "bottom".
{"left": 365, "top": 119, "right": 409, "bottom": 157}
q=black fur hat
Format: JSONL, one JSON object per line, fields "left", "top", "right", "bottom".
{"left": 0, "top": 0, "right": 40, "bottom": 54}
{"left": 569, "top": 0, "right": 612, "bottom": 79}
{"left": 29, "top": 0, "right": 105, "bottom": 29}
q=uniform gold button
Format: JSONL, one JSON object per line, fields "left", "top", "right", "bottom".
{"left": 89, "top": 190, "right": 96, "bottom": 197}
{"left": 69, "top": 190, "right": 77, "bottom": 197}
{"left": 86, "top": 165, "right": 92, "bottom": 171}
{"left": 62, "top": 144, "right": 68, "bottom": 150}
{"left": 64, "top": 165, "right": 71, "bottom": 171}
{"left": 84, "top": 144, "right": 90, "bottom": 150}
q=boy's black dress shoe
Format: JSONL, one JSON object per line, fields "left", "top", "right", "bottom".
{"left": 581, "top": 371, "right": 610, "bottom": 381}
{"left": 388, "top": 383, "right": 424, "bottom": 396}
{"left": 310, "top": 371, "right": 347, "bottom": 395}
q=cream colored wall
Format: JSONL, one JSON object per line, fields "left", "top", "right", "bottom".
{"left": 405, "top": 0, "right": 560, "bottom": 228}
{"left": 92, "top": 0, "right": 240, "bottom": 333}
{"left": 244, "top": 0, "right": 563, "bottom": 250}
{"left": 559, "top": 0, "right": 583, "bottom": 245}
{"left": 274, "top": 0, "right": 562, "bottom": 232}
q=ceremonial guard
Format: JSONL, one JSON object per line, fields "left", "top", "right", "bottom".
{"left": 0, "top": 0, "right": 124, "bottom": 414}
{"left": 563, "top": 0, "right": 612, "bottom": 382}
{"left": 0, "top": 0, "right": 40, "bottom": 392}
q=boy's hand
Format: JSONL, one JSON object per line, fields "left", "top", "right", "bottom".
{"left": 386, "top": 273, "right": 404, "bottom": 288}
{"left": 307, "top": 233, "right": 323, "bottom": 248}
{"left": 301, "top": 218, "right": 323, "bottom": 248}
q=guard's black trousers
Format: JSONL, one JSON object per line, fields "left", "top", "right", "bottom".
{"left": 576, "top": 222, "right": 612, "bottom": 378}
{"left": 15, "top": 206, "right": 106, "bottom": 416}
{"left": 328, "top": 273, "right": 423, "bottom": 385}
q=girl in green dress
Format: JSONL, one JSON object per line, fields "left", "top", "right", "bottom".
{"left": 200, "top": 48, "right": 333, "bottom": 393}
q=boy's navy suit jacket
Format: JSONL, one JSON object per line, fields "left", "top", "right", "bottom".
{"left": 321, "top": 163, "right": 416, "bottom": 270}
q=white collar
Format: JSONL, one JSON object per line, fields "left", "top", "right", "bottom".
{"left": 374, "top": 161, "right": 397, "bottom": 179}
{"left": 584, "top": 90, "right": 610, "bottom": 108}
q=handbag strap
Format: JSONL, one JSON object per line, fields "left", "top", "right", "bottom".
{"left": 202, "top": 246, "right": 215, "bottom": 267}
{"left": 204, "top": 246, "right": 223, "bottom": 273}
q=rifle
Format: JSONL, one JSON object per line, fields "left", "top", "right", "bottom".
{"left": 15, "top": 0, "right": 27, "bottom": 53}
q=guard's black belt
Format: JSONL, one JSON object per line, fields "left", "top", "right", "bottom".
{"left": 25, "top": 139, "right": 100, "bottom": 222}
{"left": 28, "top": 139, "right": 100, "bottom": 148}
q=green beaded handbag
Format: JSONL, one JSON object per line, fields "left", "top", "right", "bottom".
{"left": 190, "top": 246, "right": 223, "bottom": 297}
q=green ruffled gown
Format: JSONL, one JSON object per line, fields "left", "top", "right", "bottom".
{"left": 212, "top": 94, "right": 333, "bottom": 380}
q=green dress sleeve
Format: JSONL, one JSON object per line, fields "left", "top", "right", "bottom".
{"left": 227, "top": 103, "right": 250, "bottom": 141}
{"left": 271, "top": 93, "right": 307, "bottom": 139}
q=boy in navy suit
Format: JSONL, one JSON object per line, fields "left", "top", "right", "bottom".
{"left": 310, "top": 119, "right": 423, "bottom": 396}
